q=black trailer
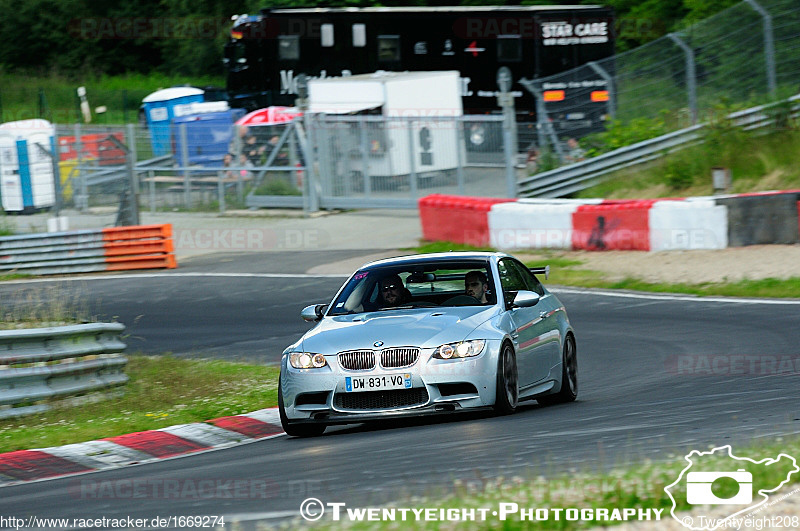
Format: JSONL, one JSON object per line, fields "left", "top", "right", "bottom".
{"left": 224, "top": 6, "right": 615, "bottom": 148}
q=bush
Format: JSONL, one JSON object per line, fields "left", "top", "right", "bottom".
{"left": 253, "top": 179, "right": 301, "bottom": 196}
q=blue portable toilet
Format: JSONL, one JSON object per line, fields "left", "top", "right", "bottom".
{"left": 171, "top": 103, "right": 246, "bottom": 166}
{"left": 142, "top": 87, "right": 204, "bottom": 156}
{"left": 0, "top": 119, "right": 57, "bottom": 214}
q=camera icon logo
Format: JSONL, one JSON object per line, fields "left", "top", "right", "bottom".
{"left": 686, "top": 469, "right": 752, "bottom": 505}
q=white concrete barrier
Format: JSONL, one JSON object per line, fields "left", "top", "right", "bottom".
{"left": 489, "top": 202, "right": 578, "bottom": 250}
{"left": 649, "top": 200, "right": 728, "bottom": 251}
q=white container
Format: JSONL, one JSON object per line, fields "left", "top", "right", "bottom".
{"left": 308, "top": 71, "right": 463, "bottom": 177}
{"left": 0, "top": 119, "right": 57, "bottom": 213}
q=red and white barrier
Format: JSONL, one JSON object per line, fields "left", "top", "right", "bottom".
{"left": 419, "top": 191, "right": 799, "bottom": 251}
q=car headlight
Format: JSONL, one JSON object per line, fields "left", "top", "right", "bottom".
{"left": 434, "top": 340, "right": 486, "bottom": 359}
{"left": 289, "top": 352, "right": 327, "bottom": 369}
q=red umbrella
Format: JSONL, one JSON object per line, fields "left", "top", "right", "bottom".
{"left": 235, "top": 106, "right": 303, "bottom": 126}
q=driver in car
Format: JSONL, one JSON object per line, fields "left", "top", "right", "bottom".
{"left": 379, "top": 275, "right": 411, "bottom": 307}
{"left": 464, "top": 270, "right": 490, "bottom": 304}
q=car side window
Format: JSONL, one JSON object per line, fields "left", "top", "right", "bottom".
{"left": 511, "top": 259, "right": 545, "bottom": 296}
{"left": 498, "top": 259, "right": 527, "bottom": 308}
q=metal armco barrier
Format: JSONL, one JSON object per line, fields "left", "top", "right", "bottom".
{"left": 0, "top": 323, "right": 127, "bottom": 419}
{"left": 519, "top": 94, "right": 800, "bottom": 198}
{"left": 0, "top": 224, "right": 176, "bottom": 275}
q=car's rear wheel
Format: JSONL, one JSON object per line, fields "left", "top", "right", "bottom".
{"left": 278, "top": 374, "right": 326, "bottom": 437}
{"left": 538, "top": 334, "right": 577, "bottom": 405}
{"left": 493, "top": 342, "right": 518, "bottom": 414}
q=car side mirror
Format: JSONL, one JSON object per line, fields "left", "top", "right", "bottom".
{"left": 513, "top": 291, "right": 540, "bottom": 308}
{"left": 301, "top": 304, "right": 327, "bottom": 322}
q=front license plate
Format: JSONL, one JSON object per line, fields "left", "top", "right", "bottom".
{"left": 345, "top": 373, "right": 412, "bottom": 392}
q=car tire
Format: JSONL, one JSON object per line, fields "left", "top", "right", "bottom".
{"left": 278, "top": 374, "right": 326, "bottom": 437}
{"left": 537, "top": 333, "right": 577, "bottom": 405}
{"left": 493, "top": 342, "right": 518, "bottom": 414}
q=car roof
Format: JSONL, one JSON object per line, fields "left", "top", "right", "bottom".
{"left": 359, "top": 252, "right": 509, "bottom": 271}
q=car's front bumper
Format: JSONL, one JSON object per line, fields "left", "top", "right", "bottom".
{"left": 280, "top": 340, "right": 502, "bottom": 424}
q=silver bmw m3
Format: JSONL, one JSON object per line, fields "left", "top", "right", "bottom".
{"left": 279, "top": 252, "right": 577, "bottom": 437}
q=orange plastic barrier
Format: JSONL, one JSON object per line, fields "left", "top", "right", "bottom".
{"left": 101, "top": 224, "right": 173, "bottom": 241}
{"left": 100, "top": 224, "right": 176, "bottom": 271}
{"left": 418, "top": 194, "right": 517, "bottom": 247}
{"left": 571, "top": 201, "right": 657, "bottom": 251}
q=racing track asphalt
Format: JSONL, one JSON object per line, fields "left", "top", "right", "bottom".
{"left": 0, "top": 254, "right": 798, "bottom": 528}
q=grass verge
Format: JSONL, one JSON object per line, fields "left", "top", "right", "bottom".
{"left": 329, "top": 436, "right": 800, "bottom": 530}
{"left": 0, "top": 355, "right": 279, "bottom": 453}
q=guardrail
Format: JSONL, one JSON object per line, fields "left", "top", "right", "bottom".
{"left": 519, "top": 94, "right": 800, "bottom": 198}
{"left": 0, "top": 323, "right": 127, "bottom": 419}
{"left": 0, "top": 224, "right": 176, "bottom": 275}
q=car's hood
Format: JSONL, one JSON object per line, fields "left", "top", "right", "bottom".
{"left": 300, "top": 307, "right": 498, "bottom": 354}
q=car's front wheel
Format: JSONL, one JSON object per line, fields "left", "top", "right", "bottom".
{"left": 493, "top": 342, "right": 518, "bottom": 414}
{"left": 278, "top": 374, "right": 326, "bottom": 437}
{"left": 538, "top": 333, "right": 577, "bottom": 405}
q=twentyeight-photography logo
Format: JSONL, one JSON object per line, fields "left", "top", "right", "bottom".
{"left": 664, "top": 445, "right": 799, "bottom": 530}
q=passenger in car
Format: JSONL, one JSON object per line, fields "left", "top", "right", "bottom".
{"left": 379, "top": 275, "right": 412, "bottom": 307}
{"left": 465, "top": 270, "right": 491, "bottom": 304}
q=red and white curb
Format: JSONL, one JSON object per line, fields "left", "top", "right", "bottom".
{"left": 0, "top": 408, "right": 283, "bottom": 486}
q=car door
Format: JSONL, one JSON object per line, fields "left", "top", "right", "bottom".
{"left": 516, "top": 260, "right": 562, "bottom": 380}
{"left": 498, "top": 258, "right": 557, "bottom": 388}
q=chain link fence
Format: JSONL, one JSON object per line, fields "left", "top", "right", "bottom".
{"left": 302, "top": 115, "right": 511, "bottom": 208}
{"left": 524, "top": 0, "right": 800, "bottom": 162}
{"left": 30, "top": 114, "right": 517, "bottom": 219}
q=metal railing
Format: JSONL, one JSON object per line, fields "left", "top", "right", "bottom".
{"left": 518, "top": 94, "right": 800, "bottom": 198}
{"left": 0, "top": 224, "right": 176, "bottom": 275}
{"left": 0, "top": 323, "right": 127, "bottom": 419}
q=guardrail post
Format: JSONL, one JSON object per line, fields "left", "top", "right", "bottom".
{"left": 289, "top": 127, "right": 298, "bottom": 198}
{"left": 407, "top": 119, "right": 418, "bottom": 198}
{"left": 127, "top": 124, "right": 139, "bottom": 195}
{"left": 587, "top": 61, "right": 617, "bottom": 119}
{"left": 217, "top": 170, "right": 226, "bottom": 213}
{"left": 124, "top": 125, "right": 140, "bottom": 225}
{"left": 744, "top": 0, "right": 777, "bottom": 97}
{"left": 148, "top": 169, "right": 155, "bottom": 213}
{"left": 179, "top": 123, "right": 192, "bottom": 209}
{"left": 498, "top": 67, "right": 518, "bottom": 198}
{"left": 455, "top": 116, "right": 466, "bottom": 196}
{"left": 360, "top": 116, "right": 372, "bottom": 198}
{"left": 33, "top": 140, "right": 61, "bottom": 218}
{"left": 667, "top": 33, "right": 698, "bottom": 125}
{"left": 74, "top": 123, "right": 88, "bottom": 211}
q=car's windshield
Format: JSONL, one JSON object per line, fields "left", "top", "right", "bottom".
{"left": 327, "top": 261, "right": 494, "bottom": 316}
